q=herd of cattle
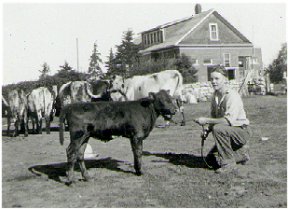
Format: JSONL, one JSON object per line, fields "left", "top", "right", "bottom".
{"left": 2, "top": 70, "right": 187, "bottom": 184}
{"left": 2, "top": 70, "right": 185, "bottom": 137}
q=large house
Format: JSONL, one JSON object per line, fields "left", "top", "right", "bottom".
{"left": 137, "top": 5, "right": 263, "bottom": 82}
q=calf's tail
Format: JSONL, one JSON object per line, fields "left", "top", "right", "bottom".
{"left": 59, "top": 108, "right": 66, "bottom": 145}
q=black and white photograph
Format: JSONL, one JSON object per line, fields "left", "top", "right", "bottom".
{"left": 2, "top": 1, "right": 287, "bottom": 207}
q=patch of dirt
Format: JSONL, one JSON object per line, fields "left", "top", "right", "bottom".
{"left": 2, "top": 96, "right": 287, "bottom": 207}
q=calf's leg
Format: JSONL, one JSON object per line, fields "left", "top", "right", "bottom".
{"left": 66, "top": 140, "right": 78, "bottom": 184}
{"left": 66, "top": 130, "right": 89, "bottom": 184}
{"left": 130, "top": 137, "right": 143, "bottom": 176}
{"left": 77, "top": 137, "right": 91, "bottom": 181}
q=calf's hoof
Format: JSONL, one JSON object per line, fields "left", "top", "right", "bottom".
{"left": 82, "top": 172, "right": 92, "bottom": 182}
{"left": 135, "top": 170, "right": 143, "bottom": 176}
{"left": 180, "top": 121, "right": 186, "bottom": 126}
{"left": 65, "top": 180, "right": 75, "bottom": 186}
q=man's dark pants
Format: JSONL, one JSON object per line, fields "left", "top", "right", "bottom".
{"left": 206, "top": 124, "right": 252, "bottom": 168}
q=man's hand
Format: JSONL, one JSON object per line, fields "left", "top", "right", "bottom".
{"left": 194, "top": 117, "right": 209, "bottom": 126}
{"left": 201, "top": 128, "right": 210, "bottom": 139}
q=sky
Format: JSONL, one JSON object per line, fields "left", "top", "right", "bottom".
{"left": 2, "top": 1, "right": 287, "bottom": 85}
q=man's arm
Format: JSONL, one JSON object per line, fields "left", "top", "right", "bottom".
{"left": 195, "top": 117, "right": 229, "bottom": 126}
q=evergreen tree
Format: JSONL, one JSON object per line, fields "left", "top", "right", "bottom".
{"left": 39, "top": 62, "right": 50, "bottom": 79}
{"left": 88, "top": 42, "right": 103, "bottom": 78}
{"left": 114, "top": 29, "right": 140, "bottom": 77}
{"left": 174, "top": 54, "right": 198, "bottom": 83}
{"left": 105, "top": 48, "right": 116, "bottom": 77}
{"left": 268, "top": 43, "right": 287, "bottom": 83}
{"left": 59, "top": 61, "right": 73, "bottom": 72}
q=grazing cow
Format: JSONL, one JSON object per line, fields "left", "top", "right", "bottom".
{"left": 27, "top": 87, "right": 55, "bottom": 134}
{"left": 7, "top": 89, "right": 28, "bottom": 137}
{"left": 54, "top": 80, "right": 112, "bottom": 117}
{"left": 59, "top": 90, "right": 177, "bottom": 184}
{"left": 110, "top": 70, "right": 186, "bottom": 126}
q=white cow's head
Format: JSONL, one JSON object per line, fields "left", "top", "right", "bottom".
{"left": 109, "top": 75, "right": 127, "bottom": 101}
{"left": 110, "top": 75, "right": 125, "bottom": 91}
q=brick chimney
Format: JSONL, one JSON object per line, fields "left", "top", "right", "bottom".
{"left": 195, "top": 4, "right": 202, "bottom": 14}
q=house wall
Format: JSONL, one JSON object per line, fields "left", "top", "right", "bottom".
{"left": 138, "top": 11, "right": 263, "bottom": 83}
{"left": 181, "top": 13, "right": 249, "bottom": 45}
{"left": 179, "top": 46, "right": 263, "bottom": 82}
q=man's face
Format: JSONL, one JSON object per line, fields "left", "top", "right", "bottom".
{"left": 211, "top": 72, "right": 226, "bottom": 91}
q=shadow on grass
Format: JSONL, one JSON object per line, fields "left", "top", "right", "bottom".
{"left": 143, "top": 151, "right": 209, "bottom": 169}
{"left": 28, "top": 157, "right": 134, "bottom": 184}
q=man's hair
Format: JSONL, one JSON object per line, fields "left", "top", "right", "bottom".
{"left": 211, "top": 65, "right": 227, "bottom": 77}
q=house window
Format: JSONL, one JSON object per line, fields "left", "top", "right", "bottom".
{"left": 147, "top": 34, "right": 150, "bottom": 45}
{"left": 143, "top": 35, "right": 147, "bottom": 46}
{"left": 252, "top": 57, "right": 258, "bottom": 64}
{"left": 191, "top": 58, "right": 199, "bottom": 65}
{"left": 143, "top": 30, "right": 164, "bottom": 46}
{"left": 209, "top": 23, "right": 219, "bottom": 41}
{"left": 238, "top": 60, "right": 244, "bottom": 67}
{"left": 203, "top": 58, "right": 213, "bottom": 65}
{"left": 223, "top": 53, "right": 231, "bottom": 67}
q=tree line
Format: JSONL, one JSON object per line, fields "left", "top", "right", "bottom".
{"left": 3, "top": 29, "right": 198, "bottom": 97}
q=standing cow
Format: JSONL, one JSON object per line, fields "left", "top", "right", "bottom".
{"left": 59, "top": 90, "right": 177, "bottom": 184}
{"left": 54, "top": 80, "right": 112, "bottom": 117}
{"left": 27, "top": 87, "right": 55, "bottom": 134}
{"left": 110, "top": 70, "right": 186, "bottom": 126}
{"left": 6, "top": 89, "right": 28, "bottom": 137}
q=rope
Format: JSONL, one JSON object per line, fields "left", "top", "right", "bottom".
{"left": 201, "top": 125, "right": 213, "bottom": 169}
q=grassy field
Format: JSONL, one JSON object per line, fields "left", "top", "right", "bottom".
{"left": 2, "top": 95, "right": 287, "bottom": 207}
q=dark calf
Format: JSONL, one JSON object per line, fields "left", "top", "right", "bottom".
{"left": 59, "top": 90, "right": 176, "bottom": 184}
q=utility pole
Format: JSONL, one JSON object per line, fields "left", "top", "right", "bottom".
{"left": 76, "top": 38, "right": 79, "bottom": 71}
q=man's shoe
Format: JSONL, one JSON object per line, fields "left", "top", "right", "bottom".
{"left": 215, "top": 163, "right": 237, "bottom": 174}
{"left": 237, "top": 153, "right": 250, "bottom": 165}
{"left": 235, "top": 144, "right": 250, "bottom": 165}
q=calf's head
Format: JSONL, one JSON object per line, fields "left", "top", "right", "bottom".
{"left": 149, "top": 90, "right": 177, "bottom": 120}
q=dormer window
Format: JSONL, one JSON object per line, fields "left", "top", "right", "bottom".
{"left": 142, "top": 30, "right": 164, "bottom": 47}
{"left": 209, "top": 23, "right": 219, "bottom": 41}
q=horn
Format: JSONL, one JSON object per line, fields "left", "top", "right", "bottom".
{"left": 85, "top": 82, "right": 102, "bottom": 99}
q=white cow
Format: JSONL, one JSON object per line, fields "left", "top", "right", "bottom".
{"left": 27, "top": 87, "right": 55, "bottom": 134}
{"left": 7, "top": 89, "right": 28, "bottom": 137}
{"left": 110, "top": 70, "right": 186, "bottom": 126}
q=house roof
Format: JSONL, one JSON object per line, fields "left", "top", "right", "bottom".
{"left": 139, "top": 9, "right": 252, "bottom": 54}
